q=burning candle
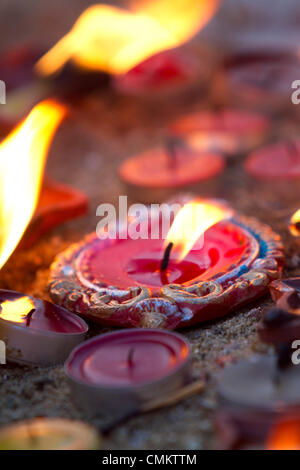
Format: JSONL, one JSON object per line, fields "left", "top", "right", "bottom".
{"left": 169, "top": 109, "right": 270, "bottom": 157}
{"left": 217, "top": 355, "right": 300, "bottom": 443}
{"left": 221, "top": 50, "right": 300, "bottom": 113}
{"left": 0, "top": 418, "right": 100, "bottom": 450}
{"left": 65, "top": 329, "right": 191, "bottom": 418}
{"left": 49, "top": 198, "right": 283, "bottom": 329}
{"left": 0, "top": 290, "right": 88, "bottom": 366}
{"left": 119, "top": 145, "right": 225, "bottom": 202}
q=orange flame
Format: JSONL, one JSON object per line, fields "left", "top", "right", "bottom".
{"left": 290, "top": 209, "right": 300, "bottom": 236}
{"left": 164, "top": 201, "right": 228, "bottom": 263}
{"left": 0, "top": 297, "right": 35, "bottom": 324}
{"left": 267, "top": 417, "right": 300, "bottom": 450}
{"left": 36, "top": 0, "right": 219, "bottom": 76}
{"left": 0, "top": 100, "right": 66, "bottom": 269}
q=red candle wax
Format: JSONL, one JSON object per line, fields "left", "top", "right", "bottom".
{"left": 66, "top": 329, "right": 190, "bottom": 387}
{"left": 119, "top": 146, "right": 225, "bottom": 191}
{"left": 77, "top": 220, "right": 256, "bottom": 294}
{"left": 169, "top": 109, "right": 270, "bottom": 155}
{"left": 113, "top": 48, "right": 203, "bottom": 97}
{"left": 245, "top": 140, "right": 300, "bottom": 180}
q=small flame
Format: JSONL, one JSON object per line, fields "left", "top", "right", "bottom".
{"left": 164, "top": 201, "right": 228, "bottom": 263}
{"left": 290, "top": 209, "right": 300, "bottom": 236}
{"left": 0, "top": 297, "right": 35, "bottom": 324}
{"left": 0, "top": 100, "right": 66, "bottom": 269}
{"left": 36, "top": 0, "right": 219, "bottom": 76}
{"left": 267, "top": 418, "right": 300, "bottom": 450}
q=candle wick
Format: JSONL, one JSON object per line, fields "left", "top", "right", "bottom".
{"left": 165, "top": 137, "right": 181, "bottom": 170}
{"left": 160, "top": 242, "right": 173, "bottom": 272}
{"left": 127, "top": 347, "right": 135, "bottom": 369}
{"left": 25, "top": 308, "right": 36, "bottom": 327}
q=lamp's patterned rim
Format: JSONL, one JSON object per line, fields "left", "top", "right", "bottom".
{"left": 48, "top": 211, "right": 284, "bottom": 330}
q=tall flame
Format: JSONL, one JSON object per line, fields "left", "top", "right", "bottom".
{"left": 0, "top": 100, "right": 66, "bottom": 269}
{"left": 36, "top": 0, "right": 220, "bottom": 76}
{"left": 290, "top": 208, "right": 300, "bottom": 236}
{"left": 164, "top": 202, "right": 228, "bottom": 263}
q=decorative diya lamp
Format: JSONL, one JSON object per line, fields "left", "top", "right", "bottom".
{"left": 0, "top": 418, "right": 100, "bottom": 450}
{"left": 0, "top": 290, "right": 88, "bottom": 366}
{"left": 65, "top": 328, "right": 192, "bottom": 419}
{"left": 217, "top": 354, "right": 300, "bottom": 446}
{"left": 220, "top": 50, "right": 300, "bottom": 114}
{"left": 245, "top": 139, "right": 300, "bottom": 204}
{"left": 49, "top": 197, "right": 284, "bottom": 330}
{"left": 169, "top": 109, "right": 271, "bottom": 158}
{"left": 119, "top": 142, "right": 225, "bottom": 202}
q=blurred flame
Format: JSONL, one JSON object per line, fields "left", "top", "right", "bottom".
{"left": 0, "top": 297, "right": 35, "bottom": 324}
{"left": 0, "top": 100, "right": 66, "bottom": 269}
{"left": 267, "top": 418, "right": 300, "bottom": 450}
{"left": 290, "top": 208, "right": 300, "bottom": 236}
{"left": 36, "top": 0, "right": 219, "bottom": 76}
{"left": 165, "top": 201, "right": 227, "bottom": 263}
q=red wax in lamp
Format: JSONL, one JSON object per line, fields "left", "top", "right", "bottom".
{"left": 245, "top": 140, "right": 300, "bottom": 180}
{"left": 169, "top": 109, "right": 270, "bottom": 156}
{"left": 78, "top": 221, "right": 254, "bottom": 294}
{"left": 0, "top": 290, "right": 88, "bottom": 365}
{"left": 65, "top": 329, "right": 191, "bottom": 418}
{"left": 119, "top": 146, "right": 225, "bottom": 202}
{"left": 113, "top": 48, "right": 206, "bottom": 98}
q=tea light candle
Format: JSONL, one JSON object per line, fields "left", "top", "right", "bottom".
{"left": 0, "top": 290, "right": 88, "bottom": 365}
{"left": 0, "top": 418, "right": 100, "bottom": 450}
{"left": 119, "top": 145, "right": 225, "bottom": 202}
{"left": 169, "top": 109, "right": 270, "bottom": 157}
{"left": 217, "top": 356, "right": 300, "bottom": 443}
{"left": 65, "top": 329, "right": 191, "bottom": 418}
{"left": 113, "top": 47, "right": 209, "bottom": 99}
{"left": 222, "top": 50, "right": 300, "bottom": 113}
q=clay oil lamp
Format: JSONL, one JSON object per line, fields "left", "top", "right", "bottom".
{"left": 65, "top": 328, "right": 193, "bottom": 419}
{"left": 258, "top": 278, "right": 300, "bottom": 346}
{"left": 169, "top": 109, "right": 271, "bottom": 158}
{"left": 0, "top": 418, "right": 100, "bottom": 450}
{"left": 245, "top": 139, "right": 300, "bottom": 204}
{"left": 220, "top": 50, "right": 300, "bottom": 114}
{"left": 49, "top": 196, "right": 284, "bottom": 330}
{"left": 119, "top": 140, "right": 225, "bottom": 202}
{"left": 217, "top": 353, "right": 300, "bottom": 445}
{"left": 0, "top": 289, "right": 88, "bottom": 366}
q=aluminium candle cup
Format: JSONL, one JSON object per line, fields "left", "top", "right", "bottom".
{"left": 119, "top": 147, "right": 225, "bottom": 203}
{"left": 0, "top": 418, "right": 100, "bottom": 450}
{"left": 0, "top": 290, "right": 88, "bottom": 366}
{"left": 217, "top": 356, "right": 300, "bottom": 443}
{"left": 65, "top": 329, "right": 192, "bottom": 419}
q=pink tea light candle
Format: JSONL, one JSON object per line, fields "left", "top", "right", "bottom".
{"left": 0, "top": 290, "right": 88, "bottom": 366}
{"left": 65, "top": 329, "right": 192, "bottom": 418}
